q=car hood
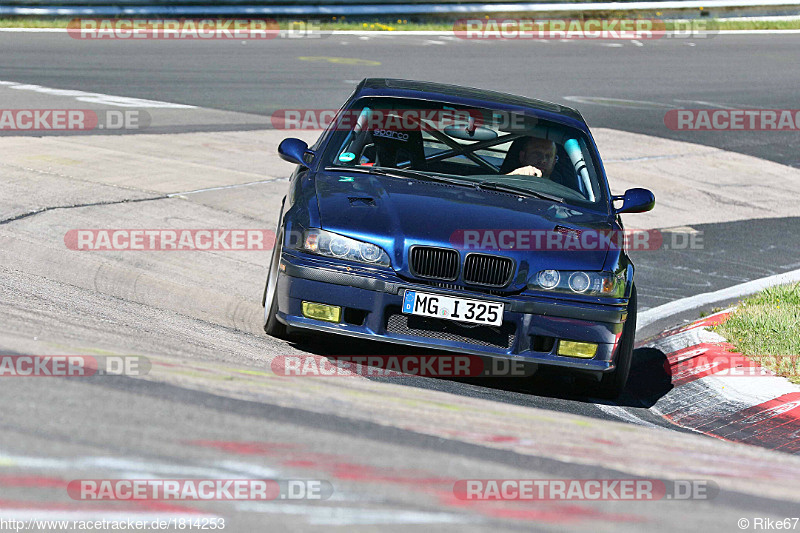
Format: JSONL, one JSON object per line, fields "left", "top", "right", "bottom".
{"left": 315, "top": 170, "right": 613, "bottom": 286}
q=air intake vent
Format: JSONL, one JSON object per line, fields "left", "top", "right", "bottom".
{"left": 409, "top": 246, "right": 459, "bottom": 281}
{"left": 463, "top": 254, "right": 514, "bottom": 287}
{"left": 348, "top": 197, "right": 376, "bottom": 207}
{"left": 386, "top": 311, "right": 515, "bottom": 349}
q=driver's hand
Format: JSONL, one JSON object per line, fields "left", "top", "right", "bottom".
{"left": 508, "top": 165, "right": 543, "bottom": 177}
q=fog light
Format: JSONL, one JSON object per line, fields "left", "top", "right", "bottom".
{"left": 302, "top": 301, "right": 341, "bottom": 323}
{"left": 557, "top": 340, "right": 598, "bottom": 359}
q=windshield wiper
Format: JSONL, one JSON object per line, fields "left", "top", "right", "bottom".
{"left": 369, "top": 167, "right": 478, "bottom": 188}
{"left": 477, "top": 181, "right": 564, "bottom": 203}
{"left": 327, "top": 165, "right": 475, "bottom": 188}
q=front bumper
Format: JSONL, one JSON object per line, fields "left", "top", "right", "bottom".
{"left": 274, "top": 251, "right": 629, "bottom": 374}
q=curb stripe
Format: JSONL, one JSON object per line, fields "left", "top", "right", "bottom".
{"left": 645, "top": 313, "right": 800, "bottom": 452}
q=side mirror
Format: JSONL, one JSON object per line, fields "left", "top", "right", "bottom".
{"left": 613, "top": 188, "right": 655, "bottom": 214}
{"left": 278, "top": 138, "right": 315, "bottom": 167}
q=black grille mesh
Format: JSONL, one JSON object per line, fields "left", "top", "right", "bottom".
{"left": 386, "top": 312, "right": 515, "bottom": 349}
{"left": 409, "top": 247, "right": 459, "bottom": 281}
{"left": 463, "top": 254, "right": 514, "bottom": 287}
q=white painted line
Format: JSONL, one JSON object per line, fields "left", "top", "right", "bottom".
{"left": 0, "top": 80, "right": 195, "bottom": 109}
{"left": 214, "top": 460, "right": 280, "bottom": 479}
{"left": 642, "top": 325, "right": 711, "bottom": 353}
{"left": 83, "top": 456, "right": 235, "bottom": 478}
{"left": 235, "top": 503, "right": 468, "bottom": 525}
{"left": 605, "top": 153, "right": 715, "bottom": 163}
{"left": 564, "top": 96, "right": 678, "bottom": 109}
{"left": 673, "top": 99, "right": 740, "bottom": 109}
{"left": 307, "top": 509, "right": 467, "bottom": 526}
{"left": 0, "top": 450, "right": 273, "bottom": 479}
{"left": 705, "top": 374, "right": 800, "bottom": 404}
{"left": 637, "top": 267, "right": 800, "bottom": 331}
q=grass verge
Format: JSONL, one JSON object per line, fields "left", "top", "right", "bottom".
{"left": 714, "top": 283, "right": 800, "bottom": 384}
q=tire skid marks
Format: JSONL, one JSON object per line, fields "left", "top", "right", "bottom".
{"left": 149, "top": 357, "right": 800, "bottom": 501}
{"left": 187, "top": 439, "right": 642, "bottom": 525}
{"left": 0, "top": 447, "right": 470, "bottom": 527}
{"left": 0, "top": 80, "right": 195, "bottom": 109}
{"left": 0, "top": 452, "right": 229, "bottom": 522}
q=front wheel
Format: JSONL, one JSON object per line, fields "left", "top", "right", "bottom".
{"left": 596, "top": 284, "right": 637, "bottom": 399}
{"left": 263, "top": 228, "right": 289, "bottom": 339}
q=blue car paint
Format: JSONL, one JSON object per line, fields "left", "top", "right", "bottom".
{"left": 313, "top": 170, "right": 612, "bottom": 281}
{"left": 269, "top": 78, "right": 645, "bottom": 376}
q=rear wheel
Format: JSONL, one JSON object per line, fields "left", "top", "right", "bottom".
{"left": 596, "top": 284, "right": 637, "bottom": 399}
{"left": 263, "top": 227, "right": 289, "bottom": 339}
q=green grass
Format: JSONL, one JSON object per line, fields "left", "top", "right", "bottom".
{"left": 713, "top": 19, "right": 800, "bottom": 31}
{"left": 715, "top": 283, "right": 800, "bottom": 384}
{"left": 1, "top": 17, "right": 799, "bottom": 32}
{"left": 320, "top": 19, "right": 800, "bottom": 32}
{"left": 0, "top": 18, "right": 70, "bottom": 28}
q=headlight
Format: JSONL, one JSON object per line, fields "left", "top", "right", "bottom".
{"left": 528, "top": 270, "right": 625, "bottom": 297}
{"left": 302, "top": 229, "right": 391, "bottom": 267}
{"left": 568, "top": 272, "right": 591, "bottom": 293}
{"left": 536, "top": 269, "right": 560, "bottom": 290}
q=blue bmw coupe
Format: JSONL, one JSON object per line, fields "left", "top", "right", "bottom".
{"left": 263, "top": 78, "right": 655, "bottom": 398}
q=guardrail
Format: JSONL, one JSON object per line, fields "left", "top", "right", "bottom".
{"left": 1, "top": 0, "right": 798, "bottom": 16}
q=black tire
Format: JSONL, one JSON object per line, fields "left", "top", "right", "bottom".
{"left": 596, "top": 284, "right": 637, "bottom": 399}
{"left": 263, "top": 227, "right": 290, "bottom": 339}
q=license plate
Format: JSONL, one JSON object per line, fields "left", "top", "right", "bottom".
{"left": 402, "top": 290, "right": 504, "bottom": 326}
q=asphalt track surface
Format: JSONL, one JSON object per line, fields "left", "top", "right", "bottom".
{"left": 1, "top": 32, "right": 799, "bottom": 166}
{"left": 3, "top": 31, "right": 800, "bottom": 313}
{"left": 1, "top": 31, "right": 800, "bottom": 530}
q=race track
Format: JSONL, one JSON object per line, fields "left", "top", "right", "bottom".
{"left": 1, "top": 30, "right": 799, "bottom": 531}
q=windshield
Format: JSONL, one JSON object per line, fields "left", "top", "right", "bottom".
{"left": 320, "top": 97, "right": 607, "bottom": 209}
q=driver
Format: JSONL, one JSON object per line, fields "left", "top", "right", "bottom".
{"left": 506, "top": 137, "right": 557, "bottom": 178}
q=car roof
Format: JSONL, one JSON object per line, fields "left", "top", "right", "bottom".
{"left": 355, "top": 78, "right": 586, "bottom": 126}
